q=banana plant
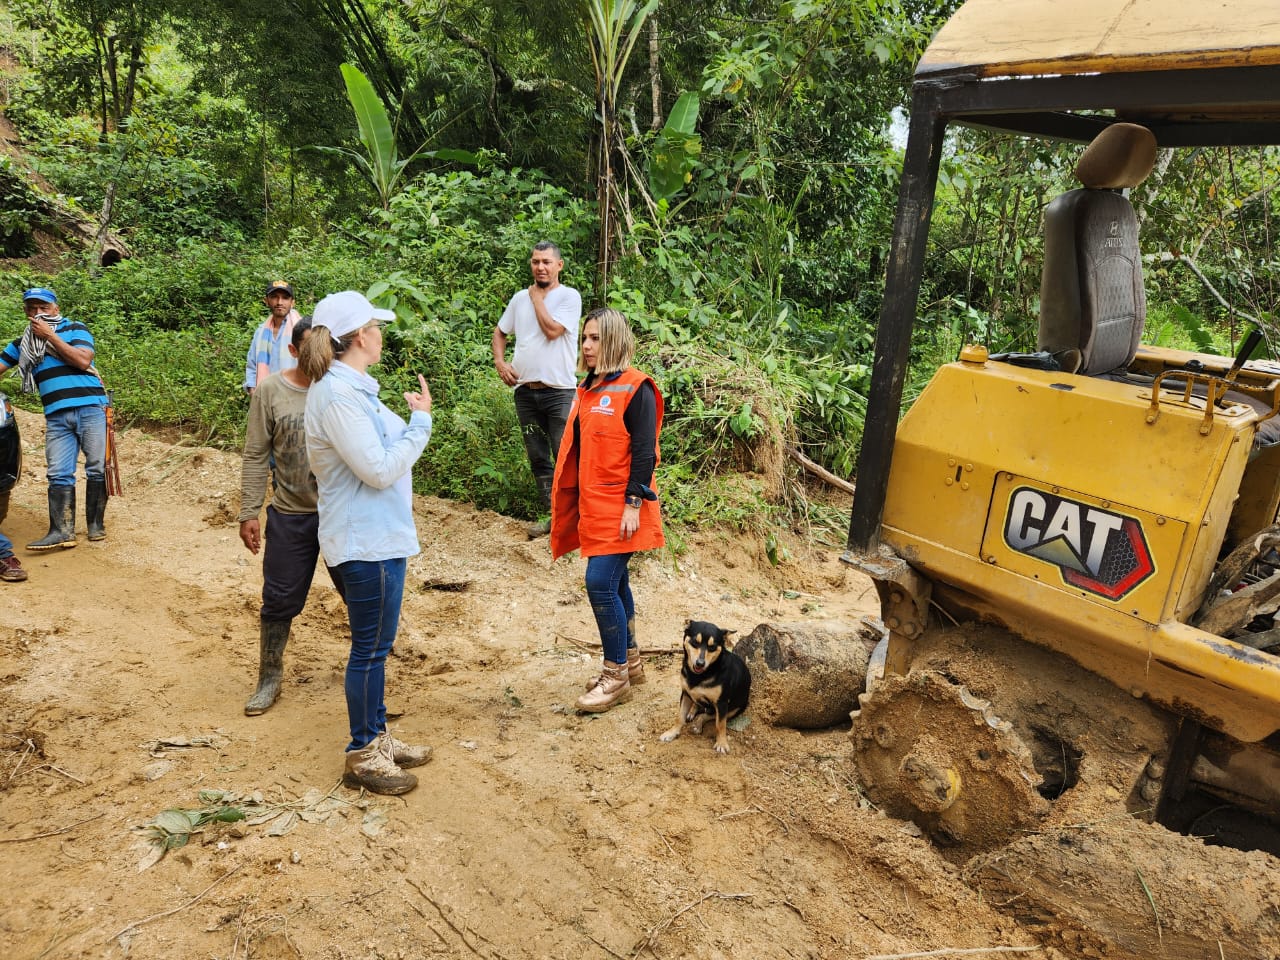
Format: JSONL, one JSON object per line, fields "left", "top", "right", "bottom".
{"left": 587, "top": 0, "right": 659, "bottom": 288}
{"left": 650, "top": 90, "right": 701, "bottom": 202}
{"left": 314, "top": 63, "right": 475, "bottom": 210}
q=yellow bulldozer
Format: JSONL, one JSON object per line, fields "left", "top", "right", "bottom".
{"left": 846, "top": 0, "right": 1280, "bottom": 874}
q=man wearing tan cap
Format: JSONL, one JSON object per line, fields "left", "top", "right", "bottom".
{"left": 244, "top": 280, "right": 301, "bottom": 394}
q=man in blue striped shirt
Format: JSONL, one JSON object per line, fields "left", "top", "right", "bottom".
{"left": 0, "top": 287, "right": 110, "bottom": 549}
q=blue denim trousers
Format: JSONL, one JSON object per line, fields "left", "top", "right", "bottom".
{"left": 337, "top": 557, "right": 406, "bottom": 751}
{"left": 0, "top": 529, "right": 12, "bottom": 559}
{"left": 584, "top": 552, "right": 635, "bottom": 664}
{"left": 45, "top": 405, "right": 107, "bottom": 487}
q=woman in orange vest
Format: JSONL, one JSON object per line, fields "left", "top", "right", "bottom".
{"left": 551, "top": 307, "right": 664, "bottom": 712}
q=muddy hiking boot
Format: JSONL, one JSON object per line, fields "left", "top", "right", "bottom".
{"left": 378, "top": 730, "right": 432, "bottom": 768}
{"left": 28, "top": 486, "right": 76, "bottom": 551}
{"left": 584, "top": 647, "right": 645, "bottom": 690}
{"left": 0, "top": 555, "right": 27, "bottom": 582}
{"left": 626, "top": 618, "right": 646, "bottom": 684}
{"left": 244, "top": 618, "right": 291, "bottom": 716}
{"left": 576, "top": 660, "right": 632, "bottom": 713}
{"left": 85, "top": 479, "right": 108, "bottom": 541}
{"left": 343, "top": 739, "right": 418, "bottom": 795}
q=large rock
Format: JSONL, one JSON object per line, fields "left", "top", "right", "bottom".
{"left": 734, "top": 621, "right": 874, "bottom": 729}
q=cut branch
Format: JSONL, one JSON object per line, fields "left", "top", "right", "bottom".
{"left": 787, "top": 446, "right": 855, "bottom": 496}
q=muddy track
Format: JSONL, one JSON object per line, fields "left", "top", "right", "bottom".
{"left": 2, "top": 409, "right": 1276, "bottom": 959}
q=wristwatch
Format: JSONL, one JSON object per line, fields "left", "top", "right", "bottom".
{"left": 624, "top": 494, "right": 643, "bottom": 508}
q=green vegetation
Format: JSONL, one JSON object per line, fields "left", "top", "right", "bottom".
{"left": 2, "top": 0, "right": 1278, "bottom": 548}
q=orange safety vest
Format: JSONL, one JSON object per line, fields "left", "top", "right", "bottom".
{"left": 550, "top": 367, "right": 664, "bottom": 559}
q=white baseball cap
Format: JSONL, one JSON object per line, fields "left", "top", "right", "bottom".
{"left": 313, "top": 290, "right": 395, "bottom": 343}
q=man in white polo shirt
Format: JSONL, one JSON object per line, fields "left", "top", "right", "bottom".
{"left": 492, "top": 241, "right": 582, "bottom": 537}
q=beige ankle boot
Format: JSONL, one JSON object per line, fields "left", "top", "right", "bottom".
{"left": 343, "top": 740, "right": 418, "bottom": 795}
{"left": 626, "top": 646, "right": 646, "bottom": 684}
{"left": 576, "top": 661, "right": 632, "bottom": 713}
{"left": 584, "top": 651, "right": 645, "bottom": 690}
{"left": 379, "top": 730, "right": 433, "bottom": 768}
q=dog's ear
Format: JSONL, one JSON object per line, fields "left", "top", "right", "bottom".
{"left": 684, "top": 618, "right": 693, "bottom": 630}
{"left": 721, "top": 628, "right": 737, "bottom": 648}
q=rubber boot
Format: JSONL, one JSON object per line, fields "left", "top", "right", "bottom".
{"left": 576, "top": 661, "right": 632, "bottom": 713}
{"left": 85, "top": 479, "right": 108, "bottom": 541}
{"left": 244, "top": 618, "right": 291, "bottom": 716}
{"left": 528, "top": 476, "right": 553, "bottom": 538}
{"left": 626, "top": 617, "right": 646, "bottom": 685}
{"left": 27, "top": 486, "right": 77, "bottom": 551}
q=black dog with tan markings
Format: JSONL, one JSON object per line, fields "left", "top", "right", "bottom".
{"left": 659, "top": 620, "right": 751, "bottom": 754}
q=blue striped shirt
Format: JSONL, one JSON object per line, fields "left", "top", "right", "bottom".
{"left": 1, "top": 317, "right": 108, "bottom": 415}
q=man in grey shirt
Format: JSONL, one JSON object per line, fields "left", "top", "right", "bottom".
{"left": 492, "top": 241, "right": 582, "bottom": 537}
{"left": 238, "top": 317, "right": 342, "bottom": 715}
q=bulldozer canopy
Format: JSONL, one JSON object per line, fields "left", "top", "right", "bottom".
{"left": 915, "top": 0, "right": 1280, "bottom": 145}
{"left": 921, "top": 0, "right": 1280, "bottom": 79}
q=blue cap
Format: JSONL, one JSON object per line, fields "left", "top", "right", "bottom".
{"left": 22, "top": 287, "right": 57, "bottom": 305}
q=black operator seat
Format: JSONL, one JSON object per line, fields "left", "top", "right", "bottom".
{"left": 1039, "top": 122, "right": 1158, "bottom": 377}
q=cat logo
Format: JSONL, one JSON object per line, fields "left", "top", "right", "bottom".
{"left": 1003, "top": 487, "right": 1154, "bottom": 599}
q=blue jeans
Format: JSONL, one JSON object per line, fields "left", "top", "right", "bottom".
{"left": 585, "top": 553, "right": 635, "bottom": 664}
{"left": 0, "top": 529, "right": 11, "bottom": 559}
{"left": 45, "top": 405, "right": 107, "bottom": 487}
{"left": 338, "top": 557, "right": 406, "bottom": 751}
{"left": 514, "top": 386, "right": 575, "bottom": 507}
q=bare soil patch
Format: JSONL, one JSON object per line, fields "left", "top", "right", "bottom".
{"left": 1, "top": 408, "right": 1275, "bottom": 960}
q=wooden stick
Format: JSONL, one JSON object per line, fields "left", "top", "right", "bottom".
{"left": 634, "top": 892, "right": 753, "bottom": 956}
{"left": 862, "top": 947, "right": 1040, "bottom": 960}
{"left": 0, "top": 813, "right": 103, "bottom": 844}
{"left": 786, "top": 446, "right": 856, "bottom": 496}
{"left": 405, "top": 878, "right": 513, "bottom": 960}
{"left": 6, "top": 739, "right": 35, "bottom": 783}
{"left": 585, "top": 931, "right": 628, "bottom": 960}
{"left": 105, "top": 863, "right": 242, "bottom": 944}
{"left": 554, "top": 633, "right": 678, "bottom": 655}
{"left": 37, "top": 763, "right": 87, "bottom": 784}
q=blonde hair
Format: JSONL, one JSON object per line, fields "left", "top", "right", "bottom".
{"left": 579, "top": 307, "right": 635, "bottom": 375}
{"left": 297, "top": 325, "right": 362, "bottom": 382}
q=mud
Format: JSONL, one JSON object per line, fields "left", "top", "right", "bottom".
{"left": 2, "top": 409, "right": 1277, "bottom": 959}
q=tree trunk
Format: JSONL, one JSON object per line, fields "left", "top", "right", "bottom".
{"left": 92, "top": 180, "right": 119, "bottom": 270}
{"left": 105, "top": 34, "right": 121, "bottom": 125}
{"left": 649, "top": 15, "right": 661, "bottom": 131}
{"left": 122, "top": 39, "right": 143, "bottom": 121}
{"left": 91, "top": 32, "right": 109, "bottom": 139}
{"left": 597, "top": 114, "right": 614, "bottom": 292}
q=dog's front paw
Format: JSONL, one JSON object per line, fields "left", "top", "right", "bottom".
{"left": 713, "top": 739, "right": 731, "bottom": 755}
{"left": 659, "top": 726, "right": 682, "bottom": 743}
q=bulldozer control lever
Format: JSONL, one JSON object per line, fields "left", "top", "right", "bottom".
{"left": 1226, "top": 328, "right": 1264, "bottom": 384}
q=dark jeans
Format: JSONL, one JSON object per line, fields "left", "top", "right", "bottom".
{"left": 337, "top": 557, "right": 406, "bottom": 751}
{"left": 584, "top": 552, "right": 635, "bottom": 664}
{"left": 260, "top": 505, "right": 343, "bottom": 620}
{"left": 514, "top": 386, "right": 575, "bottom": 507}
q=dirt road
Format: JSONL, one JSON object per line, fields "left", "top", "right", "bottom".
{"left": 2, "top": 409, "right": 1276, "bottom": 960}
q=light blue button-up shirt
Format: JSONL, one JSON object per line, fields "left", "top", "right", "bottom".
{"left": 304, "top": 361, "right": 432, "bottom": 566}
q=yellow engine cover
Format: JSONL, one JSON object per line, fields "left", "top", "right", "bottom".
{"left": 879, "top": 351, "right": 1280, "bottom": 741}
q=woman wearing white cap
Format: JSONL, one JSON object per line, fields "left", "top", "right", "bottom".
{"left": 298, "top": 290, "right": 433, "bottom": 795}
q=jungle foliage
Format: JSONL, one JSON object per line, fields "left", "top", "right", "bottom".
{"left": 2, "top": 0, "right": 1279, "bottom": 545}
